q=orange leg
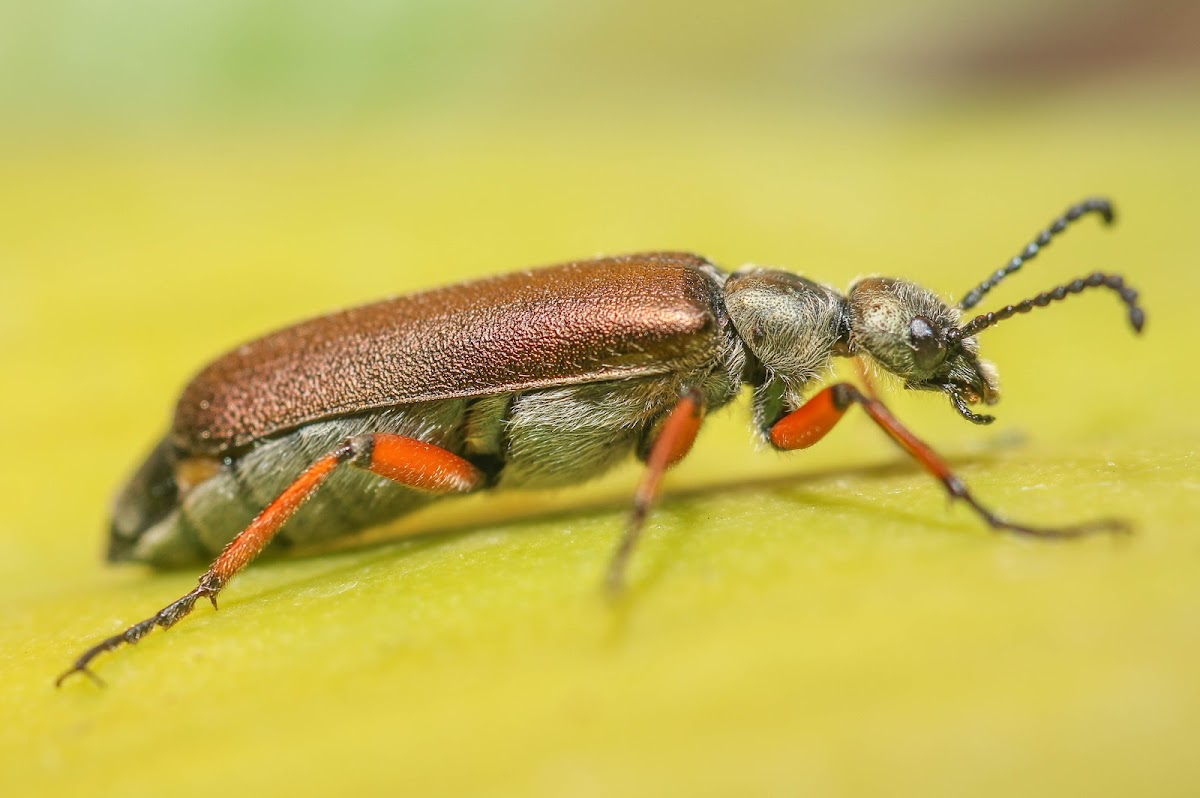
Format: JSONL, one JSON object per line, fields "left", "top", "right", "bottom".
{"left": 57, "top": 433, "right": 483, "bottom": 686}
{"left": 606, "top": 388, "right": 706, "bottom": 593}
{"left": 771, "top": 383, "right": 1129, "bottom": 539}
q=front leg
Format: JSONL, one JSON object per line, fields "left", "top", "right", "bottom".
{"left": 770, "top": 383, "right": 1129, "bottom": 538}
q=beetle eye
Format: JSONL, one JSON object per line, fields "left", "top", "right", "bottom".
{"left": 909, "top": 316, "right": 946, "bottom": 371}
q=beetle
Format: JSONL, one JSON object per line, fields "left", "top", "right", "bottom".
{"left": 57, "top": 197, "right": 1144, "bottom": 685}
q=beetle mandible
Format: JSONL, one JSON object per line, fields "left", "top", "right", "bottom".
{"left": 57, "top": 197, "right": 1145, "bottom": 685}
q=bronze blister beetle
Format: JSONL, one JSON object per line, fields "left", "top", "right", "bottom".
{"left": 59, "top": 198, "right": 1144, "bottom": 685}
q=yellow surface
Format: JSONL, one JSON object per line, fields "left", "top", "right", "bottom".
{"left": 2, "top": 3, "right": 1200, "bottom": 796}
{"left": 3, "top": 108, "right": 1198, "bottom": 797}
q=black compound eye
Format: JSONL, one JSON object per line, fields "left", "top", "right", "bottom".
{"left": 909, "top": 316, "right": 946, "bottom": 371}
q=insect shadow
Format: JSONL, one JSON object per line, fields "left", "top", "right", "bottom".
{"left": 255, "top": 445, "right": 1027, "bottom": 594}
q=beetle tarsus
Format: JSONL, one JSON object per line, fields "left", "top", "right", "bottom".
{"left": 55, "top": 581, "right": 215, "bottom": 687}
{"left": 55, "top": 662, "right": 105, "bottom": 689}
{"left": 958, "top": 490, "right": 1132, "bottom": 539}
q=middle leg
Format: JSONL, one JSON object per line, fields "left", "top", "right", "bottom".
{"left": 606, "top": 388, "right": 707, "bottom": 593}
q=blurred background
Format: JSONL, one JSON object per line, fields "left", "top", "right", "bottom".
{"left": 2, "top": 1, "right": 1198, "bottom": 796}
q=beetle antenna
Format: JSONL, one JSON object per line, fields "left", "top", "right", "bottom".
{"left": 951, "top": 271, "right": 1145, "bottom": 339}
{"left": 958, "top": 198, "right": 1115, "bottom": 310}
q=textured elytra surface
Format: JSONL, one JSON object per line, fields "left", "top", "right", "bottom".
{"left": 172, "top": 254, "right": 725, "bottom": 455}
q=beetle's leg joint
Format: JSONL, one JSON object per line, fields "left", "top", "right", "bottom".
{"left": 830, "top": 382, "right": 859, "bottom": 411}
{"left": 337, "top": 435, "right": 374, "bottom": 468}
{"left": 196, "top": 571, "right": 225, "bottom": 610}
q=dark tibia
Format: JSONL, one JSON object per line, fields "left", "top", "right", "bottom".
{"left": 55, "top": 573, "right": 223, "bottom": 687}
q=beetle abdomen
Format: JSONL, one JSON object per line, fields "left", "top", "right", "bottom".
{"left": 112, "top": 364, "right": 745, "bottom": 567}
{"left": 112, "top": 400, "right": 471, "bottom": 566}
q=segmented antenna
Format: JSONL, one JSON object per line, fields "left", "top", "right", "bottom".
{"left": 954, "top": 272, "right": 1144, "bottom": 339}
{"left": 958, "top": 198, "right": 1115, "bottom": 310}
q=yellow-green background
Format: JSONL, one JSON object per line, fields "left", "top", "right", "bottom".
{"left": 2, "top": 1, "right": 1198, "bottom": 795}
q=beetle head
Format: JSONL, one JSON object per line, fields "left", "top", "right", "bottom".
{"left": 734, "top": 200, "right": 1143, "bottom": 426}
{"left": 848, "top": 277, "right": 1000, "bottom": 424}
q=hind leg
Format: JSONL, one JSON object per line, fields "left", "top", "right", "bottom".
{"left": 58, "top": 433, "right": 484, "bottom": 686}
